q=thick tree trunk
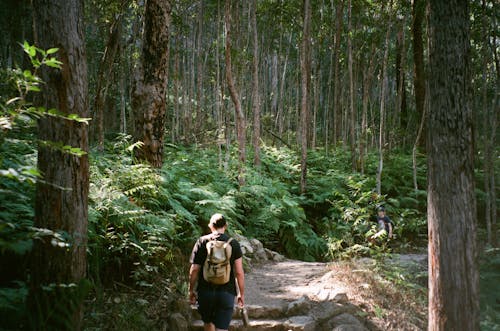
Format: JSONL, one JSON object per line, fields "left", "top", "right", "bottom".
{"left": 251, "top": 0, "right": 261, "bottom": 166}
{"left": 132, "top": 0, "right": 171, "bottom": 167}
{"left": 94, "top": 12, "right": 123, "bottom": 151}
{"left": 30, "top": 0, "right": 89, "bottom": 329}
{"left": 300, "top": 0, "right": 311, "bottom": 194}
{"left": 427, "top": 1, "right": 479, "bottom": 330}
{"left": 412, "top": 0, "right": 426, "bottom": 148}
{"left": 225, "top": 0, "right": 246, "bottom": 186}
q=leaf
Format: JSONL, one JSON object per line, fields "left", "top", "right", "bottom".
{"left": 46, "top": 48, "right": 59, "bottom": 55}
{"left": 45, "top": 58, "right": 63, "bottom": 69}
{"left": 6, "top": 97, "right": 21, "bottom": 105}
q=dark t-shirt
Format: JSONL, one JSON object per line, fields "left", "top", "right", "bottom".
{"left": 376, "top": 215, "right": 393, "bottom": 233}
{"left": 190, "top": 232, "right": 243, "bottom": 295}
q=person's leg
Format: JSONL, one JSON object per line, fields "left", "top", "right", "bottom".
{"left": 198, "top": 289, "right": 216, "bottom": 328}
{"left": 213, "top": 291, "right": 235, "bottom": 331}
{"left": 203, "top": 323, "right": 215, "bottom": 331}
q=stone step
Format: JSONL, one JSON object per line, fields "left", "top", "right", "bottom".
{"left": 190, "top": 315, "right": 316, "bottom": 331}
{"left": 191, "top": 304, "right": 287, "bottom": 321}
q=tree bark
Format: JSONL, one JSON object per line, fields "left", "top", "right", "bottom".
{"left": 332, "top": 0, "right": 344, "bottom": 146}
{"left": 376, "top": 22, "right": 391, "bottom": 195}
{"left": 225, "top": 0, "right": 246, "bottom": 186}
{"left": 347, "top": 0, "right": 356, "bottom": 171}
{"left": 30, "top": 0, "right": 89, "bottom": 329}
{"left": 94, "top": 12, "right": 123, "bottom": 151}
{"left": 132, "top": 0, "right": 171, "bottom": 167}
{"left": 251, "top": 0, "right": 261, "bottom": 166}
{"left": 300, "top": 0, "right": 311, "bottom": 194}
{"left": 195, "top": 0, "right": 205, "bottom": 139}
{"left": 412, "top": 0, "right": 426, "bottom": 148}
{"left": 427, "top": 1, "right": 479, "bottom": 330}
{"left": 395, "top": 18, "right": 407, "bottom": 141}
{"left": 360, "top": 45, "right": 375, "bottom": 175}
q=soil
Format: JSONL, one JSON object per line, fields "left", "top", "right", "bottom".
{"left": 243, "top": 253, "right": 428, "bottom": 330}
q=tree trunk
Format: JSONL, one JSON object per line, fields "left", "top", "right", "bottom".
{"left": 347, "top": 0, "right": 356, "bottom": 171}
{"left": 225, "top": 0, "right": 246, "bottom": 186}
{"left": 195, "top": 0, "right": 204, "bottom": 139}
{"left": 332, "top": 0, "right": 344, "bottom": 146}
{"left": 412, "top": 0, "right": 426, "bottom": 148}
{"left": 360, "top": 45, "right": 375, "bottom": 175}
{"left": 300, "top": 0, "right": 311, "bottom": 194}
{"left": 120, "top": 67, "right": 127, "bottom": 134}
{"left": 376, "top": 22, "right": 391, "bottom": 195}
{"left": 481, "top": 0, "right": 497, "bottom": 247}
{"left": 427, "top": 1, "right": 479, "bottom": 330}
{"left": 94, "top": 12, "right": 123, "bottom": 151}
{"left": 30, "top": 0, "right": 89, "bottom": 329}
{"left": 132, "top": 0, "right": 171, "bottom": 167}
{"left": 395, "top": 18, "right": 407, "bottom": 143}
{"left": 271, "top": 51, "right": 279, "bottom": 118}
{"left": 251, "top": 0, "right": 261, "bottom": 166}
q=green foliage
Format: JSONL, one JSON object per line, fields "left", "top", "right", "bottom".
{"left": 480, "top": 247, "right": 500, "bottom": 330}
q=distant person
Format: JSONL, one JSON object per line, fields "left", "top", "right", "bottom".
{"left": 369, "top": 206, "right": 394, "bottom": 242}
{"left": 189, "top": 213, "right": 245, "bottom": 331}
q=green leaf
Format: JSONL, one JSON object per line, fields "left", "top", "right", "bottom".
{"left": 46, "top": 48, "right": 59, "bottom": 55}
{"left": 45, "top": 58, "right": 63, "bottom": 69}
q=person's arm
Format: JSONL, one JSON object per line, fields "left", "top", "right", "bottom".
{"left": 233, "top": 257, "right": 245, "bottom": 307}
{"left": 189, "top": 264, "right": 201, "bottom": 304}
{"left": 388, "top": 222, "right": 393, "bottom": 238}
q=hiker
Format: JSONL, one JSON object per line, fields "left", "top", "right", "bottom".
{"left": 189, "top": 213, "right": 245, "bottom": 331}
{"left": 369, "top": 206, "right": 394, "bottom": 242}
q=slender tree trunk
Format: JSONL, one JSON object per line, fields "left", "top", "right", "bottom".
{"left": 271, "top": 51, "right": 279, "bottom": 118}
{"left": 412, "top": 0, "right": 426, "bottom": 148}
{"left": 427, "top": 1, "right": 479, "bottom": 329}
{"left": 225, "top": 0, "right": 246, "bottom": 186}
{"left": 30, "top": 0, "right": 89, "bottom": 329}
{"left": 276, "top": 41, "right": 290, "bottom": 140}
{"left": 395, "top": 17, "right": 407, "bottom": 143}
{"left": 376, "top": 22, "right": 391, "bottom": 195}
{"left": 251, "top": 0, "right": 261, "bottom": 166}
{"left": 325, "top": 46, "right": 334, "bottom": 155}
{"left": 172, "top": 43, "right": 180, "bottom": 143}
{"left": 94, "top": 12, "right": 123, "bottom": 151}
{"left": 300, "top": 0, "right": 311, "bottom": 194}
{"left": 195, "top": 0, "right": 204, "bottom": 139}
{"left": 332, "top": 0, "right": 343, "bottom": 146}
{"left": 120, "top": 66, "right": 127, "bottom": 134}
{"left": 312, "top": 63, "right": 319, "bottom": 149}
{"left": 360, "top": 45, "right": 375, "bottom": 175}
{"left": 482, "top": 0, "right": 497, "bottom": 247}
{"left": 132, "top": 0, "right": 171, "bottom": 167}
{"left": 347, "top": 0, "right": 356, "bottom": 171}
{"left": 412, "top": 80, "right": 428, "bottom": 191}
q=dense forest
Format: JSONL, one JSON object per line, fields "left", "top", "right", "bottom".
{"left": 0, "top": 0, "right": 498, "bottom": 330}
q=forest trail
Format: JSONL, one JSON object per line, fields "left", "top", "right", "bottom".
{"left": 189, "top": 253, "right": 428, "bottom": 331}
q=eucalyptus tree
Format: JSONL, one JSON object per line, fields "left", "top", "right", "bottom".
{"left": 427, "top": 0, "right": 479, "bottom": 329}
{"left": 132, "top": 0, "right": 171, "bottom": 167}
{"left": 30, "top": 0, "right": 89, "bottom": 329}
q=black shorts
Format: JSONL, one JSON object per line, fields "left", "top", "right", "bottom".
{"left": 197, "top": 288, "right": 235, "bottom": 329}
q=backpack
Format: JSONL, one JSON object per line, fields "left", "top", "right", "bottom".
{"left": 203, "top": 237, "right": 234, "bottom": 285}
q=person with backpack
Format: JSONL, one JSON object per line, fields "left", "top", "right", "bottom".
{"left": 189, "top": 213, "right": 245, "bottom": 331}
